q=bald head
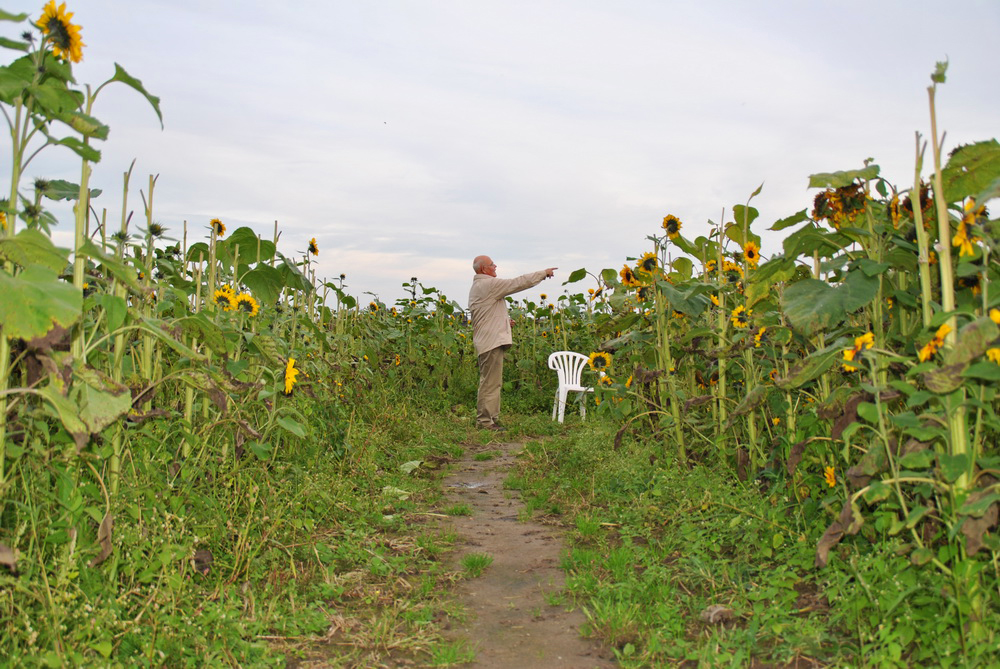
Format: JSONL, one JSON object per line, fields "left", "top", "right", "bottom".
{"left": 473, "top": 255, "right": 493, "bottom": 274}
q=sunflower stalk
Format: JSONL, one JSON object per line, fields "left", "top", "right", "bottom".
{"left": 653, "top": 282, "right": 685, "bottom": 463}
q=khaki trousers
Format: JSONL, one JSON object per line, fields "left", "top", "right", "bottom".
{"left": 476, "top": 345, "right": 508, "bottom": 427}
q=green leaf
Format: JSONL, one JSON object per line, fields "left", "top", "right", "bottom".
{"left": 400, "top": 460, "right": 422, "bottom": 475}
{"left": 0, "top": 10, "right": 29, "bottom": 21}
{"left": 856, "top": 402, "right": 880, "bottom": 424}
{"left": 219, "top": 226, "right": 276, "bottom": 267}
{"left": 248, "top": 441, "right": 272, "bottom": 460}
{"left": 930, "top": 60, "right": 948, "bottom": 84}
{"left": 0, "top": 228, "right": 70, "bottom": 272}
{"left": 77, "top": 239, "right": 144, "bottom": 294}
{"left": 959, "top": 493, "right": 1000, "bottom": 518}
{"left": 775, "top": 339, "right": 844, "bottom": 389}
{"left": 241, "top": 265, "right": 282, "bottom": 306}
{"left": 95, "top": 293, "right": 128, "bottom": 331}
{"left": 863, "top": 481, "right": 892, "bottom": 504}
{"left": 74, "top": 365, "right": 132, "bottom": 435}
{"left": 600, "top": 268, "right": 619, "bottom": 285}
{"left": 565, "top": 268, "right": 587, "bottom": 283}
{"left": 857, "top": 259, "right": 890, "bottom": 277}
{"left": 898, "top": 450, "right": 935, "bottom": 470}
{"left": 944, "top": 316, "right": 999, "bottom": 367}
{"left": 938, "top": 453, "right": 970, "bottom": 483}
{"left": 276, "top": 416, "right": 306, "bottom": 438}
{"left": 108, "top": 64, "right": 163, "bottom": 128}
{"left": 38, "top": 178, "right": 102, "bottom": 201}
{"left": 941, "top": 140, "right": 1000, "bottom": 203}
{"left": 905, "top": 505, "right": 931, "bottom": 529}
{"left": 0, "top": 265, "right": 81, "bottom": 340}
{"left": 964, "top": 361, "right": 1000, "bottom": 381}
{"left": 808, "top": 165, "right": 880, "bottom": 189}
{"left": 177, "top": 312, "right": 227, "bottom": 356}
{"left": 911, "top": 547, "right": 933, "bottom": 566}
{"left": 0, "top": 36, "right": 28, "bottom": 52}
{"left": 769, "top": 209, "right": 809, "bottom": 231}
{"left": 732, "top": 204, "right": 759, "bottom": 229}
{"left": 138, "top": 317, "right": 208, "bottom": 362}
{"left": 781, "top": 271, "right": 879, "bottom": 336}
{"left": 44, "top": 134, "right": 101, "bottom": 162}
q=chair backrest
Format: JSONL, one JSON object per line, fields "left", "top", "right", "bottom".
{"left": 547, "top": 351, "right": 591, "bottom": 387}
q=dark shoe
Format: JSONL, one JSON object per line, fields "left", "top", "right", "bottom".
{"left": 478, "top": 423, "right": 506, "bottom": 432}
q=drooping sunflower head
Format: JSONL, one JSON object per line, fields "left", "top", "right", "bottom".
{"left": 588, "top": 351, "right": 612, "bottom": 372}
{"left": 743, "top": 241, "right": 760, "bottom": 267}
{"left": 662, "top": 214, "right": 682, "bottom": 240}
{"left": 754, "top": 326, "right": 766, "bottom": 347}
{"left": 597, "top": 375, "right": 614, "bottom": 387}
{"left": 704, "top": 259, "right": 717, "bottom": 275}
{"left": 308, "top": 238, "right": 319, "bottom": 256}
{"left": 284, "top": 358, "right": 299, "bottom": 395}
{"left": 888, "top": 193, "right": 901, "bottom": 228}
{"left": 38, "top": 1, "right": 85, "bottom": 63}
{"left": 369, "top": 301, "right": 380, "bottom": 312}
{"left": 637, "top": 251, "right": 658, "bottom": 273}
{"left": 540, "top": 293, "right": 547, "bottom": 301}
{"left": 211, "top": 218, "right": 225, "bottom": 237}
{"left": 234, "top": 293, "right": 260, "bottom": 316}
{"left": 619, "top": 264, "right": 640, "bottom": 288}
{"left": 213, "top": 287, "right": 236, "bottom": 311}
{"left": 730, "top": 305, "right": 750, "bottom": 328}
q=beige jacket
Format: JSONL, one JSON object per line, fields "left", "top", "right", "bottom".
{"left": 468, "top": 270, "right": 548, "bottom": 355}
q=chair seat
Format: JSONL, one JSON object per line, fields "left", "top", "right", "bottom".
{"left": 547, "top": 351, "right": 598, "bottom": 423}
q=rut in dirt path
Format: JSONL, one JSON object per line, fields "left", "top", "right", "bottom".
{"left": 439, "top": 439, "right": 616, "bottom": 669}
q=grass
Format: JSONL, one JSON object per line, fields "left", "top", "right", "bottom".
{"left": 460, "top": 553, "right": 494, "bottom": 578}
{"left": 443, "top": 503, "right": 473, "bottom": 516}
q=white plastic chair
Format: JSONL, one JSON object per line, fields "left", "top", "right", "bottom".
{"left": 547, "top": 351, "right": 598, "bottom": 423}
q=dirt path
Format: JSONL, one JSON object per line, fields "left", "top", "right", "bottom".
{"left": 439, "top": 439, "right": 616, "bottom": 669}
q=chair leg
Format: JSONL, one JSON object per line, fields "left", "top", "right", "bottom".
{"left": 557, "top": 389, "right": 568, "bottom": 423}
{"left": 551, "top": 389, "right": 558, "bottom": 421}
{"left": 580, "top": 391, "right": 586, "bottom": 420}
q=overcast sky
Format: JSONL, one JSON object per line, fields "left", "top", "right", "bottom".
{"left": 6, "top": 0, "right": 999, "bottom": 307}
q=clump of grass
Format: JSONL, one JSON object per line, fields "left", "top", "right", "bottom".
{"left": 473, "top": 450, "right": 500, "bottom": 461}
{"left": 460, "top": 553, "right": 494, "bottom": 578}
{"left": 428, "top": 639, "right": 476, "bottom": 666}
{"left": 444, "top": 503, "right": 472, "bottom": 516}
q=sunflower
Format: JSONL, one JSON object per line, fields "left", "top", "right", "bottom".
{"left": 284, "top": 358, "right": 299, "bottom": 395}
{"left": 824, "top": 466, "right": 836, "bottom": 488}
{"left": 394, "top": 354, "right": 401, "bottom": 366}
{"left": 704, "top": 259, "right": 717, "bottom": 276}
{"left": 0, "top": 211, "right": 6, "bottom": 231}
{"left": 990, "top": 308, "right": 1000, "bottom": 325}
{"left": 730, "top": 305, "right": 750, "bottom": 328}
{"left": 597, "top": 375, "right": 613, "bottom": 387}
{"left": 213, "top": 287, "right": 236, "bottom": 311}
{"left": 211, "top": 218, "right": 225, "bottom": 237}
{"left": 38, "top": 1, "right": 85, "bottom": 63}
{"left": 842, "top": 347, "right": 859, "bottom": 373}
{"left": 754, "top": 326, "right": 767, "bottom": 347}
{"left": 918, "top": 323, "right": 951, "bottom": 362}
{"left": 540, "top": 293, "right": 547, "bottom": 301}
{"left": 988, "top": 348, "right": 1000, "bottom": 365}
{"left": 308, "top": 238, "right": 319, "bottom": 256}
{"left": 625, "top": 375, "right": 633, "bottom": 389}
{"left": 952, "top": 221, "right": 979, "bottom": 257}
{"left": 887, "top": 193, "right": 901, "bottom": 228}
{"left": 710, "top": 294, "right": 720, "bottom": 307}
{"left": 637, "top": 251, "right": 658, "bottom": 273}
{"left": 662, "top": 215, "right": 682, "bottom": 240}
{"left": 369, "top": 301, "right": 380, "bottom": 312}
{"left": 619, "top": 264, "right": 641, "bottom": 288}
{"left": 234, "top": 293, "right": 260, "bottom": 316}
{"left": 743, "top": 241, "right": 760, "bottom": 268}
{"left": 588, "top": 351, "right": 612, "bottom": 372}
{"left": 722, "top": 260, "right": 744, "bottom": 286}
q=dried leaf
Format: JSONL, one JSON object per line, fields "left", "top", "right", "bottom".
{"left": 816, "top": 501, "right": 864, "bottom": 567}
{"left": 90, "top": 513, "right": 113, "bottom": 567}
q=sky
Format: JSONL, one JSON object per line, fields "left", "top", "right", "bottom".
{"left": 5, "top": 0, "right": 999, "bottom": 309}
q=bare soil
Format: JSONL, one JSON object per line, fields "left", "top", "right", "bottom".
{"left": 438, "top": 439, "right": 616, "bottom": 668}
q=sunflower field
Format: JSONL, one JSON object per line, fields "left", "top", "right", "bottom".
{"left": 2, "top": 5, "right": 1000, "bottom": 668}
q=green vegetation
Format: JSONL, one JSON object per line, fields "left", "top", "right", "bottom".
{"left": 1, "top": 8, "right": 998, "bottom": 668}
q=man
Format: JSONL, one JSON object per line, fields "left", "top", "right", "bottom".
{"left": 468, "top": 255, "right": 557, "bottom": 430}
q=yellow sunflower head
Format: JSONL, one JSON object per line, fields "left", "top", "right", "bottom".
{"left": 308, "top": 238, "right": 319, "bottom": 256}
{"left": 284, "top": 358, "right": 299, "bottom": 395}
{"left": 637, "top": 251, "right": 658, "bottom": 273}
{"left": 619, "top": 264, "right": 640, "bottom": 287}
{"left": 234, "top": 293, "right": 260, "bottom": 316}
{"left": 588, "top": 351, "right": 612, "bottom": 372}
{"left": 213, "top": 287, "right": 236, "bottom": 311}
{"left": 211, "top": 218, "right": 225, "bottom": 237}
{"left": 662, "top": 214, "right": 682, "bottom": 240}
{"left": 38, "top": 1, "right": 85, "bottom": 63}
{"left": 730, "top": 305, "right": 750, "bottom": 328}
{"left": 743, "top": 241, "right": 760, "bottom": 268}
